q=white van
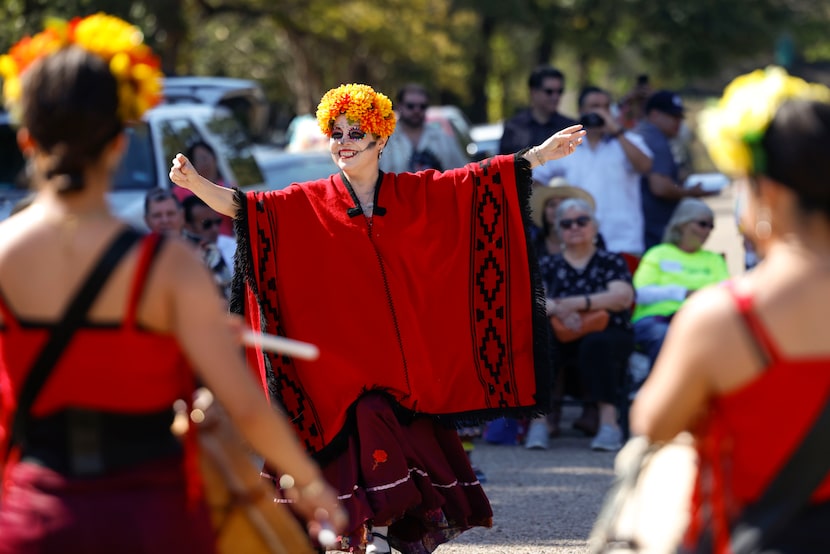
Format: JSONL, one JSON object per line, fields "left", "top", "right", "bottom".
{"left": 0, "top": 103, "right": 265, "bottom": 228}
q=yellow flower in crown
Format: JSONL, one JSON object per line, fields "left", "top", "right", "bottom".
{"left": 316, "top": 83, "right": 396, "bottom": 138}
{"left": 0, "top": 13, "right": 163, "bottom": 122}
{"left": 698, "top": 66, "right": 830, "bottom": 176}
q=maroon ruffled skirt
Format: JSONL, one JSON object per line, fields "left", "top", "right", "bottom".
{"left": 317, "top": 393, "right": 493, "bottom": 553}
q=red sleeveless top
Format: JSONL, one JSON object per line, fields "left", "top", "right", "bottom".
{"left": 686, "top": 286, "right": 830, "bottom": 551}
{"left": 0, "top": 233, "right": 193, "bottom": 458}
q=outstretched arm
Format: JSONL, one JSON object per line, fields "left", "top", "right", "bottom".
{"left": 522, "top": 124, "right": 586, "bottom": 168}
{"left": 169, "top": 153, "right": 237, "bottom": 217}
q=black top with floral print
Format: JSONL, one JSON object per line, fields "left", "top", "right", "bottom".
{"left": 539, "top": 249, "right": 633, "bottom": 329}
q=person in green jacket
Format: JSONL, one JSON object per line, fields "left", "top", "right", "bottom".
{"left": 632, "top": 198, "right": 729, "bottom": 367}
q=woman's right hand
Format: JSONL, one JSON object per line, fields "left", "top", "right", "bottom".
{"left": 169, "top": 153, "right": 199, "bottom": 191}
{"left": 281, "top": 476, "right": 348, "bottom": 540}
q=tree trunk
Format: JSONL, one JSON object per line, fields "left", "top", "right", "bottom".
{"left": 468, "top": 15, "right": 495, "bottom": 124}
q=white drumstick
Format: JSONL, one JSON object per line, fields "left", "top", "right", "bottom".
{"left": 242, "top": 330, "right": 320, "bottom": 361}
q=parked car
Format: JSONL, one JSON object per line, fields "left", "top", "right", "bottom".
{"left": 254, "top": 149, "right": 335, "bottom": 190}
{"left": 162, "top": 76, "right": 271, "bottom": 142}
{"left": 469, "top": 121, "right": 504, "bottom": 160}
{"left": 0, "top": 103, "right": 266, "bottom": 228}
{"left": 425, "top": 105, "right": 476, "bottom": 160}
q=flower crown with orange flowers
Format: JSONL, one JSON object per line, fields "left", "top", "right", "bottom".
{"left": 316, "top": 83, "right": 396, "bottom": 138}
{"left": 0, "top": 13, "right": 163, "bottom": 123}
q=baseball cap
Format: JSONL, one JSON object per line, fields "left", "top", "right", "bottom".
{"left": 645, "top": 90, "right": 685, "bottom": 117}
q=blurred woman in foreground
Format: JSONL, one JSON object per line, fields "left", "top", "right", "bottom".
{"left": 631, "top": 67, "right": 830, "bottom": 552}
{"left": 0, "top": 14, "right": 342, "bottom": 552}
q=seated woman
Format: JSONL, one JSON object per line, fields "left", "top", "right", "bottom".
{"left": 530, "top": 176, "right": 605, "bottom": 258}
{"left": 528, "top": 198, "right": 634, "bottom": 451}
{"left": 632, "top": 198, "right": 730, "bottom": 369}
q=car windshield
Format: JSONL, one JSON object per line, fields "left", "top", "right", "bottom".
{"left": 258, "top": 152, "right": 334, "bottom": 190}
{"left": 199, "top": 111, "right": 264, "bottom": 187}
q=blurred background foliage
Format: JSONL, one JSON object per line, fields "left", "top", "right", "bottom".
{"left": 2, "top": 0, "right": 830, "bottom": 127}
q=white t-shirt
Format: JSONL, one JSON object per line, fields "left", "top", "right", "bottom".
{"left": 532, "top": 132, "right": 652, "bottom": 255}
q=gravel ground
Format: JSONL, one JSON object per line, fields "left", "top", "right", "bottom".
{"left": 435, "top": 406, "right": 616, "bottom": 554}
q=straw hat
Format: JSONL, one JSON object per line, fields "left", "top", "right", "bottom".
{"left": 530, "top": 177, "right": 596, "bottom": 228}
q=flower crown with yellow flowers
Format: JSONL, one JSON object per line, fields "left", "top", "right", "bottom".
{"left": 0, "top": 13, "right": 163, "bottom": 123}
{"left": 698, "top": 66, "right": 830, "bottom": 176}
{"left": 316, "top": 83, "right": 396, "bottom": 138}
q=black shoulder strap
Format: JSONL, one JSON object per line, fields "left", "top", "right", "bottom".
{"left": 730, "top": 399, "right": 830, "bottom": 553}
{"left": 5, "top": 227, "right": 142, "bottom": 457}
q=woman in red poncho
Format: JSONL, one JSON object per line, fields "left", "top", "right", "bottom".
{"left": 170, "top": 83, "right": 584, "bottom": 553}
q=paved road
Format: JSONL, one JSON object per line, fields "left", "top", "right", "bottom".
{"left": 436, "top": 407, "right": 616, "bottom": 554}
{"left": 434, "top": 187, "right": 744, "bottom": 554}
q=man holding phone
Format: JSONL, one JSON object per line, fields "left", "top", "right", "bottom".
{"left": 533, "top": 86, "right": 653, "bottom": 257}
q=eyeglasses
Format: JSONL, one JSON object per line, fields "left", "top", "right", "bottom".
{"left": 541, "top": 87, "right": 564, "bottom": 96}
{"left": 693, "top": 220, "right": 715, "bottom": 229}
{"left": 200, "top": 218, "right": 223, "bottom": 231}
{"left": 331, "top": 129, "right": 367, "bottom": 141}
{"left": 404, "top": 102, "right": 428, "bottom": 111}
{"left": 559, "top": 215, "right": 591, "bottom": 230}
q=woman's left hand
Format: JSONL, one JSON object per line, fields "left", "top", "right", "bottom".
{"left": 526, "top": 124, "right": 586, "bottom": 167}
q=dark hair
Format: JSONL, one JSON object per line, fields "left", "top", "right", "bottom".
{"left": 19, "top": 46, "right": 122, "bottom": 193}
{"left": 762, "top": 99, "right": 830, "bottom": 217}
{"left": 143, "top": 187, "right": 181, "bottom": 216}
{"left": 577, "top": 86, "right": 608, "bottom": 109}
{"left": 185, "top": 140, "right": 217, "bottom": 162}
{"left": 396, "top": 83, "right": 430, "bottom": 104}
{"left": 181, "top": 194, "right": 209, "bottom": 223}
{"left": 528, "top": 66, "right": 565, "bottom": 90}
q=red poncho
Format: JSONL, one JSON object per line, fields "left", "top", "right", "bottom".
{"left": 232, "top": 155, "right": 550, "bottom": 462}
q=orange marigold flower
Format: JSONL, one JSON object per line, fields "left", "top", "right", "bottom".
{"left": 0, "top": 12, "right": 162, "bottom": 123}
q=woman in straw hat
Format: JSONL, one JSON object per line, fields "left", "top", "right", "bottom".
{"left": 525, "top": 194, "right": 634, "bottom": 450}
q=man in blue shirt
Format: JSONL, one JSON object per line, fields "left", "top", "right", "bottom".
{"left": 635, "top": 90, "right": 711, "bottom": 249}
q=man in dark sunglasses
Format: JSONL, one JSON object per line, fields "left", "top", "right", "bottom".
{"left": 182, "top": 195, "right": 235, "bottom": 301}
{"left": 379, "top": 82, "right": 470, "bottom": 173}
{"left": 498, "top": 65, "right": 578, "bottom": 155}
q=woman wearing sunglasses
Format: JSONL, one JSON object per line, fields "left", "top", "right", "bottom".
{"left": 535, "top": 198, "right": 635, "bottom": 451}
{"left": 170, "top": 83, "right": 584, "bottom": 553}
{"left": 631, "top": 198, "right": 729, "bottom": 373}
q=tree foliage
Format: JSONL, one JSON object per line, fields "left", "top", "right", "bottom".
{"left": 1, "top": 0, "right": 829, "bottom": 124}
